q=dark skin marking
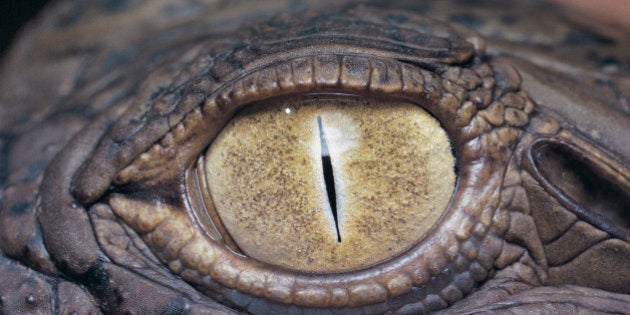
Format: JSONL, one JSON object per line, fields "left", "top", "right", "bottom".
{"left": 8, "top": 201, "right": 31, "bottom": 216}
{"left": 448, "top": 13, "right": 485, "bottom": 28}
{"left": 564, "top": 28, "right": 614, "bottom": 45}
{"left": 98, "top": 0, "right": 130, "bottom": 12}
{"left": 160, "top": 296, "right": 187, "bottom": 315}
{"left": 53, "top": 1, "right": 85, "bottom": 28}
{"left": 77, "top": 262, "right": 110, "bottom": 290}
{"left": 0, "top": 138, "right": 8, "bottom": 184}
{"left": 500, "top": 14, "right": 517, "bottom": 25}
{"left": 385, "top": 13, "right": 409, "bottom": 24}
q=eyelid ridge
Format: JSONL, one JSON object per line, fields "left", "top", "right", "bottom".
{"left": 113, "top": 55, "right": 446, "bottom": 187}
{"left": 70, "top": 5, "right": 483, "bottom": 204}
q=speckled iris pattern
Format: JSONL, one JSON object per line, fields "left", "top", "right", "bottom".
{"left": 204, "top": 96, "right": 455, "bottom": 272}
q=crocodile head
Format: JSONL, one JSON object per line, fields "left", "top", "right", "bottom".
{"left": 0, "top": 0, "right": 628, "bottom": 313}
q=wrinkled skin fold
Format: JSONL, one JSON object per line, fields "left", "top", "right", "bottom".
{"left": 0, "top": 0, "right": 628, "bottom": 314}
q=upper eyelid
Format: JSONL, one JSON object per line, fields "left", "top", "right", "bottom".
{"left": 70, "top": 7, "right": 480, "bottom": 203}
{"left": 106, "top": 56, "right": 446, "bottom": 187}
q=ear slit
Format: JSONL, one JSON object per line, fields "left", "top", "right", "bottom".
{"left": 528, "top": 138, "right": 630, "bottom": 240}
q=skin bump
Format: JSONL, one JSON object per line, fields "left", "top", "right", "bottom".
{"left": 203, "top": 96, "right": 456, "bottom": 272}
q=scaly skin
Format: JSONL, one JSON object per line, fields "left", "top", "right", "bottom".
{"left": 0, "top": 0, "right": 628, "bottom": 314}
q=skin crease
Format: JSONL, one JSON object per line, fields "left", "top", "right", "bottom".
{"left": 0, "top": 0, "right": 629, "bottom": 314}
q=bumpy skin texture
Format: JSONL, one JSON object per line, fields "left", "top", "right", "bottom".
{"left": 0, "top": 0, "right": 629, "bottom": 314}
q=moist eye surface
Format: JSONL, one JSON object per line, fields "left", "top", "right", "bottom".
{"left": 202, "top": 96, "right": 456, "bottom": 272}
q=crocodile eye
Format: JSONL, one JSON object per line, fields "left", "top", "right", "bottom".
{"left": 16, "top": 2, "right": 629, "bottom": 314}
{"left": 63, "top": 6, "right": 527, "bottom": 312}
{"left": 195, "top": 95, "right": 455, "bottom": 272}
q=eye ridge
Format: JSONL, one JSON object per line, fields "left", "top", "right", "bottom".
{"left": 70, "top": 5, "right": 481, "bottom": 204}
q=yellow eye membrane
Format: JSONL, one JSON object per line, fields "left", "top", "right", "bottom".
{"left": 199, "top": 95, "right": 455, "bottom": 272}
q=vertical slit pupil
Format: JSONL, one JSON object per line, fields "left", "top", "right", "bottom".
{"left": 317, "top": 116, "right": 341, "bottom": 242}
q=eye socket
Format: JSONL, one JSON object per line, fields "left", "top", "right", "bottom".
{"left": 193, "top": 95, "right": 456, "bottom": 273}
{"left": 78, "top": 7, "right": 529, "bottom": 312}
{"left": 101, "top": 55, "right": 525, "bottom": 310}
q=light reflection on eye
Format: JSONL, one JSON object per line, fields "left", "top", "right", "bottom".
{"left": 195, "top": 95, "right": 456, "bottom": 273}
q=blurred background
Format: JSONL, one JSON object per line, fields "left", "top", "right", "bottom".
{"left": 1, "top": 0, "right": 50, "bottom": 55}
{"left": 1, "top": 0, "right": 629, "bottom": 58}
